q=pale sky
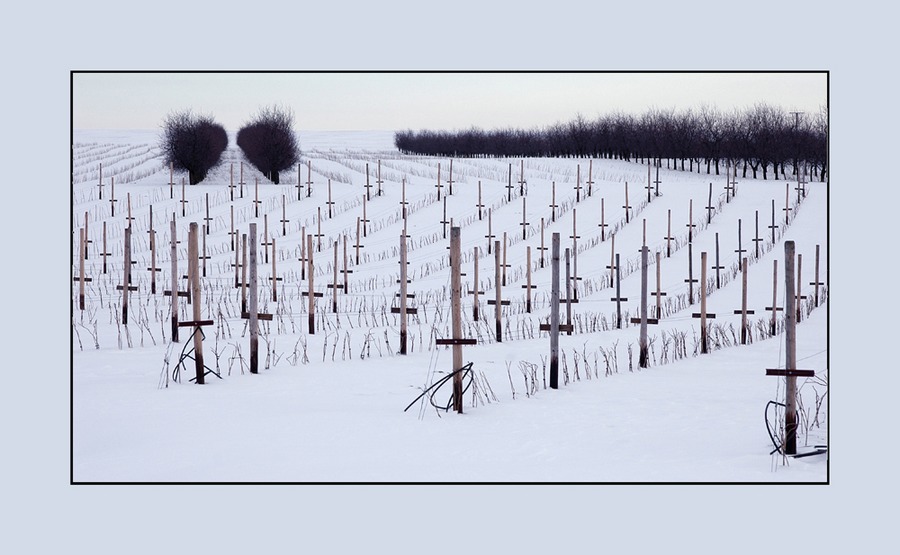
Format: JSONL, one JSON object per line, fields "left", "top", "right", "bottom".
{"left": 72, "top": 72, "right": 827, "bottom": 131}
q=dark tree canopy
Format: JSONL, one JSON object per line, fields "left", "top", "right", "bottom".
{"left": 236, "top": 106, "right": 300, "bottom": 184}
{"left": 159, "top": 111, "right": 228, "bottom": 185}
{"left": 395, "top": 103, "right": 828, "bottom": 181}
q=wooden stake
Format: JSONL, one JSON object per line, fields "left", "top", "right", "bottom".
{"left": 691, "top": 251, "right": 717, "bottom": 354}
{"left": 687, "top": 199, "right": 696, "bottom": 243}
{"left": 169, "top": 217, "right": 179, "bottom": 342}
{"left": 249, "top": 223, "right": 259, "bottom": 373}
{"left": 204, "top": 194, "right": 212, "bottom": 234}
{"left": 753, "top": 210, "right": 763, "bottom": 259}
{"left": 241, "top": 234, "right": 248, "bottom": 313}
{"left": 550, "top": 182, "right": 557, "bottom": 222}
{"left": 306, "top": 160, "right": 313, "bottom": 197}
{"left": 810, "top": 244, "right": 824, "bottom": 307}
{"left": 488, "top": 240, "right": 511, "bottom": 342}
{"left": 343, "top": 235, "right": 350, "bottom": 294}
{"left": 651, "top": 251, "right": 667, "bottom": 319}
{"left": 765, "top": 260, "right": 783, "bottom": 335}
{"left": 519, "top": 159, "right": 525, "bottom": 196}
{"left": 254, "top": 178, "right": 260, "bottom": 218}
{"left": 713, "top": 233, "right": 725, "bottom": 289}
{"left": 769, "top": 199, "right": 778, "bottom": 243}
{"left": 485, "top": 208, "right": 494, "bottom": 254}
{"left": 281, "top": 194, "right": 289, "bottom": 236}
{"left": 377, "top": 159, "right": 384, "bottom": 197}
{"left": 229, "top": 205, "right": 235, "bottom": 251}
{"left": 110, "top": 176, "right": 117, "bottom": 217}
{"left": 570, "top": 209, "right": 580, "bottom": 301}
{"left": 472, "top": 246, "right": 481, "bottom": 321}
{"left": 623, "top": 182, "right": 631, "bottom": 223}
{"left": 550, "top": 233, "right": 560, "bottom": 389}
{"left": 434, "top": 162, "right": 441, "bottom": 201}
{"left": 327, "top": 180, "right": 334, "bottom": 218}
{"left": 502, "top": 232, "right": 508, "bottom": 286}
{"left": 639, "top": 246, "right": 650, "bottom": 366}
{"left": 180, "top": 178, "right": 186, "bottom": 217}
{"left": 330, "top": 241, "right": 339, "bottom": 312}
{"left": 520, "top": 196, "right": 529, "bottom": 240}
{"left": 664, "top": 209, "right": 674, "bottom": 258}
{"left": 523, "top": 246, "right": 534, "bottom": 313}
{"left": 539, "top": 218, "right": 546, "bottom": 268}
{"left": 188, "top": 222, "right": 205, "bottom": 384}
{"left": 450, "top": 227, "right": 463, "bottom": 413}
{"left": 476, "top": 180, "right": 483, "bottom": 221}
{"left": 270, "top": 237, "right": 279, "bottom": 302}
{"left": 565, "top": 248, "right": 573, "bottom": 335}
{"left": 599, "top": 198, "right": 607, "bottom": 241}
{"left": 98, "top": 162, "right": 104, "bottom": 200}
{"left": 686, "top": 242, "right": 696, "bottom": 305}
{"left": 705, "top": 183, "right": 714, "bottom": 224}
{"left": 784, "top": 241, "right": 798, "bottom": 454}
{"left": 397, "top": 233, "right": 410, "bottom": 353}
{"left": 612, "top": 253, "right": 625, "bottom": 329}
{"left": 733, "top": 257, "right": 754, "bottom": 344}
{"left": 587, "top": 159, "right": 594, "bottom": 197}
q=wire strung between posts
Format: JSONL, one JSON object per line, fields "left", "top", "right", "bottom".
{"left": 404, "top": 362, "right": 475, "bottom": 414}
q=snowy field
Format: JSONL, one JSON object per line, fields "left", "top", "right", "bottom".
{"left": 71, "top": 129, "right": 828, "bottom": 483}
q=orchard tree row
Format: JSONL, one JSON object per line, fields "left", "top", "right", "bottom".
{"left": 395, "top": 103, "right": 828, "bottom": 181}
{"left": 159, "top": 106, "right": 299, "bottom": 185}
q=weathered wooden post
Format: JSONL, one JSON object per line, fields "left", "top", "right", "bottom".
{"left": 753, "top": 210, "right": 763, "bottom": 259}
{"left": 796, "top": 253, "right": 807, "bottom": 322}
{"left": 248, "top": 223, "right": 259, "bottom": 373}
{"left": 598, "top": 198, "right": 607, "bottom": 241}
{"left": 166, "top": 217, "right": 182, "bottom": 342}
{"left": 539, "top": 218, "right": 546, "bottom": 268}
{"left": 441, "top": 196, "right": 449, "bottom": 240}
{"left": 549, "top": 233, "right": 561, "bottom": 388}
{"left": 469, "top": 246, "right": 484, "bottom": 321}
{"left": 304, "top": 160, "right": 313, "bottom": 197}
{"left": 506, "top": 163, "right": 514, "bottom": 201}
{"left": 262, "top": 215, "right": 271, "bottom": 264}
{"left": 485, "top": 208, "right": 495, "bottom": 255}
{"left": 434, "top": 162, "right": 441, "bottom": 201}
{"left": 377, "top": 159, "right": 385, "bottom": 197}
{"left": 116, "top": 226, "right": 138, "bottom": 325}
{"left": 302, "top": 235, "right": 323, "bottom": 334}
{"left": 391, "top": 233, "right": 417, "bottom": 354}
{"left": 564, "top": 249, "right": 575, "bottom": 335}
{"left": 520, "top": 196, "right": 529, "bottom": 240}
{"left": 180, "top": 178, "right": 187, "bottom": 217}
{"left": 637, "top": 247, "right": 655, "bottom": 367}
{"left": 401, "top": 178, "right": 409, "bottom": 221}
{"left": 476, "top": 180, "right": 483, "bottom": 221}
{"left": 241, "top": 233, "right": 248, "bottom": 313}
{"left": 574, "top": 164, "right": 582, "bottom": 202}
{"left": 549, "top": 182, "right": 557, "bottom": 222}
{"left": 201, "top": 225, "right": 209, "bottom": 278}
{"left": 570, "top": 209, "right": 580, "bottom": 301}
{"left": 765, "top": 260, "right": 783, "bottom": 335}
{"left": 810, "top": 244, "right": 824, "bottom": 307}
{"left": 712, "top": 233, "right": 725, "bottom": 290}
{"left": 518, "top": 159, "right": 526, "bottom": 196}
{"left": 691, "top": 252, "right": 716, "bottom": 354}
{"left": 326, "top": 179, "right": 335, "bottom": 219}
{"left": 230, "top": 163, "right": 235, "bottom": 201}
{"left": 270, "top": 237, "right": 280, "bottom": 302}
{"left": 316, "top": 207, "right": 324, "bottom": 252}
{"left": 488, "top": 240, "right": 510, "bottom": 342}
{"left": 686, "top": 242, "right": 697, "bottom": 305}
{"left": 522, "top": 246, "right": 535, "bottom": 313}
{"left": 612, "top": 253, "right": 626, "bottom": 329}
{"left": 354, "top": 218, "right": 363, "bottom": 265}
{"left": 735, "top": 219, "right": 746, "bottom": 261}
{"left": 362, "top": 195, "right": 369, "bottom": 238}
{"left": 686, "top": 199, "right": 696, "bottom": 243}
{"left": 501, "top": 232, "right": 508, "bottom": 286}
{"left": 623, "top": 182, "right": 631, "bottom": 223}
{"left": 651, "top": 251, "right": 667, "bottom": 319}
{"left": 607, "top": 235, "right": 616, "bottom": 286}
{"left": 98, "top": 162, "right": 105, "bottom": 199}
{"left": 183, "top": 222, "right": 213, "bottom": 384}
{"left": 203, "top": 194, "right": 212, "bottom": 235}
{"left": 784, "top": 183, "right": 791, "bottom": 225}
{"left": 74, "top": 229, "right": 91, "bottom": 310}
{"left": 233, "top": 225, "right": 241, "bottom": 288}
{"left": 253, "top": 178, "right": 260, "bottom": 218}
{"left": 769, "top": 199, "right": 778, "bottom": 244}
{"left": 586, "top": 159, "right": 594, "bottom": 197}
{"left": 705, "top": 183, "right": 715, "bottom": 224}
{"left": 664, "top": 209, "right": 674, "bottom": 258}
{"left": 83, "top": 212, "right": 91, "bottom": 260}
{"left": 229, "top": 205, "right": 235, "bottom": 252}
{"left": 328, "top": 241, "right": 341, "bottom": 312}
{"left": 733, "top": 258, "right": 755, "bottom": 344}
{"left": 296, "top": 162, "right": 303, "bottom": 200}
{"left": 110, "top": 176, "right": 117, "bottom": 217}
{"left": 281, "top": 194, "right": 289, "bottom": 236}
{"left": 343, "top": 235, "right": 351, "bottom": 294}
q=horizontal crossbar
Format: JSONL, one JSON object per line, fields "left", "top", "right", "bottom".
{"left": 241, "top": 312, "right": 273, "bottom": 321}
{"left": 629, "top": 318, "right": 659, "bottom": 325}
{"left": 435, "top": 338, "right": 478, "bottom": 346}
{"left": 691, "top": 313, "right": 717, "bottom": 319}
{"left": 178, "top": 319, "right": 214, "bottom": 327}
{"left": 766, "top": 369, "right": 815, "bottom": 377}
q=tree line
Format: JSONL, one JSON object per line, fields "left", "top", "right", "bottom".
{"left": 394, "top": 103, "right": 828, "bottom": 181}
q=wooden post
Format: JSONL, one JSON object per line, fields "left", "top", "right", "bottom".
{"left": 651, "top": 251, "right": 667, "bottom": 319}
{"left": 75, "top": 229, "right": 90, "bottom": 310}
{"left": 735, "top": 219, "right": 746, "bottom": 260}
{"left": 623, "top": 182, "right": 631, "bottom": 223}
{"left": 394, "top": 233, "right": 411, "bottom": 353}
{"left": 502, "top": 232, "right": 508, "bottom": 286}
{"left": 241, "top": 234, "right": 248, "bottom": 313}
{"left": 249, "top": 223, "right": 259, "bottom": 373}
{"left": 769, "top": 199, "right": 778, "bottom": 243}
{"left": 169, "top": 217, "right": 179, "bottom": 342}
{"left": 783, "top": 241, "right": 798, "bottom": 455}
{"left": 229, "top": 205, "right": 235, "bottom": 251}
{"left": 126, "top": 193, "right": 134, "bottom": 227}
{"left": 117, "top": 226, "right": 136, "bottom": 325}
{"left": 263, "top": 214, "right": 270, "bottom": 264}
{"left": 281, "top": 194, "right": 289, "bottom": 236}
{"left": 520, "top": 196, "right": 529, "bottom": 240}
{"left": 306, "top": 160, "right": 313, "bottom": 197}
{"left": 296, "top": 162, "right": 303, "bottom": 200}
{"left": 148, "top": 224, "right": 159, "bottom": 294}
{"left": 327, "top": 180, "right": 334, "bottom": 218}
{"left": 330, "top": 241, "right": 339, "bottom": 312}
{"left": 476, "top": 180, "right": 483, "bottom": 221}
{"left": 784, "top": 183, "right": 791, "bottom": 225}
{"left": 201, "top": 225, "right": 209, "bottom": 278}
{"left": 401, "top": 178, "right": 409, "bottom": 221}
{"left": 203, "top": 194, "right": 212, "bottom": 234}
{"left": 316, "top": 207, "right": 324, "bottom": 252}
{"left": 98, "top": 162, "right": 104, "bottom": 199}
{"left": 485, "top": 209, "right": 494, "bottom": 254}
{"left": 493, "top": 241, "right": 503, "bottom": 341}
{"left": 233, "top": 225, "right": 241, "bottom": 288}
{"left": 765, "top": 260, "right": 783, "bottom": 335}
{"left": 686, "top": 242, "right": 696, "bottom": 305}
{"left": 519, "top": 159, "right": 526, "bottom": 196}
{"left": 733, "top": 257, "right": 755, "bottom": 344}
{"left": 705, "top": 183, "right": 714, "bottom": 224}
{"left": 598, "top": 198, "right": 607, "bottom": 241}
{"left": 796, "top": 253, "right": 807, "bottom": 322}
{"left": 664, "top": 209, "right": 673, "bottom": 258}
{"left": 646, "top": 162, "right": 653, "bottom": 202}
{"left": 188, "top": 222, "right": 205, "bottom": 384}
{"left": 587, "top": 159, "right": 594, "bottom": 197}
{"left": 612, "top": 253, "right": 625, "bottom": 329}
{"left": 180, "top": 178, "right": 187, "bottom": 217}
{"left": 377, "top": 159, "right": 385, "bottom": 196}
{"left": 343, "top": 235, "right": 350, "bottom": 294}
{"left": 574, "top": 164, "right": 582, "bottom": 202}
{"left": 638, "top": 247, "right": 650, "bottom": 366}
{"left": 691, "top": 252, "right": 717, "bottom": 354}
{"left": 302, "top": 235, "right": 323, "bottom": 334}
{"left": 538, "top": 218, "right": 546, "bottom": 268}
{"left": 450, "top": 227, "right": 463, "bottom": 413}
{"left": 549, "top": 182, "right": 557, "bottom": 222}
{"left": 472, "top": 246, "right": 481, "bottom": 321}
{"left": 550, "top": 233, "right": 560, "bottom": 388}
{"left": 168, "top": 163, "right": 174, "bottom": 198}
{"left": 522, "top": 246, "right": 534, "bottom": 313}
{"left": 810, "top": 244, "right": 824, "bottom": 307}
{"left": 712, "top": 233, "right": 725, "bottom": 289}
{"left": 434, "top": 162, "right": 441, "bottom": 201}
{"left": 110, "top": 176, "right": 117, "bottom": 217}
{"left": 254, "top": 178, "right": 260, "bottom": 218}
{"left": 441, "top": 196, "right": 449, "bottom": 240}
{"left": 230, "top": 163, "right": 235, "bottom": 201}
{"left": 564, "top": 248, "right": 573, "bottom": 335}
{"left": 270, "top": 237, "right": 279, "bottom": 302}
{"left": 355, "top": 217, "right": 362, "bottom": 265}
{"left": 83, "top": 212, "right": 90, "bottom": 260}
{"left": 607, "top": 235, "right": 616, "bottom": 285}
{"left": 687, "top": 199, "right": 696, "bottom": 243}
{"left": 753, "top": 210, "right": 763, "bottom": 259}
{"left": 362, "top": 195, "right": 368, "bottom": 238}
{"left": 506, "top": 163, "right": 513, "bottom": 202}
{"left": 570, "top": 209, "right": 580, "bottom": 301}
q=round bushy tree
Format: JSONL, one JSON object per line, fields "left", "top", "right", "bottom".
{"left": 236, "top": 106, "right": 300, "bottom": 184}
{"left": 159, "top": 111, "right": 228, "bottom": 184}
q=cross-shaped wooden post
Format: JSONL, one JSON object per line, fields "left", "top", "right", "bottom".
{"left": 664, "top": 209, "right": 674, "bottom": 258}
{"left": 229, "top": 163, "right": 236, "bottom": 201}
{"left": 538, "top": 217, "right": 547, "bottom": 269}
{"left": 125, "top": 193, "right": 135, "bottom": 229}
{"left": 630, "top": 246, "right": 659, "bottom": 367}
{"left": 164, "top": 217, "right": 187, "bottom": 342}
{"left": 501, "top": 232, "right": 510, "bottom": 287}
{"left": 686, "top": 199, "right": 696, "bottom": 243}
{"left": 301, "top": 234, "right": 324, "bottom": 334}
{"left": 203, "top": 194, "right": 212, "bottom": 235}
{"left": 607, "top": 235, "right": 617, "bottom": 287}
{"left": 705, "top": 183, "right": 715, "bottom": 224}
{"left": 563, "top": 248, "right": 579, "bottom": 335}
{"left": 73, "top": 228, "right": 92, "bottom": 310}
{"left": 354, "top": 218, "right": 364, "bottom": 265}
{"left": 376, "top": 159, "right": 385, "bottom": 197}
{"left": 296, "top": 162, "right": 304, "bottom": 200}
{"left": 228, "top": 205, "right": 236, "bottom": 252}
{"left": 241, "top": 233, "right": 248, "bottom": 313}
{"left": 518, "top": 159, "right": 526, "bottom": 196}
{"left": 540, "top": 233, "right": 572, "bottom": 388}
{"left": 440, "top": 196, "right": 450, "bottom": 240}
{"left": 342, "top": 235, "right": 351, "bottom": 293}
{"left": 570, "top": 208, "right": 581, "bottom": 301}
{"left": 281, "top": 194, "right": 289, "bottom": 236}
{"left": 433, "top": 162, "right": 441, "bottom": 201}
{"left": 97, "top": 162, "right": 104, "bottom": 200}
{"left": 623, "top": 182, "right": 631, "bottom": 224}
{"left": 712, "top": 232, "right": 725, "bottom": 289}
{"left": 253, "top": 178, "right": 261, "bottom": 218}
{"left": 522, "top": 246, "right": 536, "bottom": 313}
{"left": 242, "top": 223, "right": 273, "bottom": 374}
{"left": 180, "top": 178, "right": 189, "bottom": 217}
{"left": 361, "top": 195, "right": 370, "bottom": 238}
{"left": 475, "top": 180, "right": 483, "bottom": 221}
{"left": 611, "top": 253, "right": 627, "bottom": 329}
{"left": 269, "top": 237, "right": 282, "bottom": 302}
{"left": 650, "top": 250, "right": 667, "bottom": 319}
{"left": 109, "top": 176, "right": 117, "bottom": 217}
{"left": 261, "top": 214, "right": 272, "bottom": 264}
{"left": 168, "top": 161, "right": 174, "bottom": 199}
{"left": 326, "top": 240, "right": 343, "bottom": 312}
{"left": 315, "top": 207, "right": 325, "bottom": 252}
{"left": 391, "top": 233, "right": 417, "bottom": 353}
{"left": 178, "top": 222, "right": 216, "bottom": 384}
{"left": 83, "top": 212, "right": 92, "bottom": 260}
{"left": 305, "top": 160, "right": 313, "bottom": 197}
{"left": 685, "top": 242, "right": 697, "bottom": 305}
{"left": 232, "top": 226, "right": 242, "bottom": 288}
{"left": 326, "top": 179, "right": 335, "bottom": 219}
{"left": 400, "top": 178, "right": 409, "bottom": 221}
{"left": 783, "top": 183, "right": 791, "bottom": 225}
{"left": 506, "top": 163, "right": 514, "bottom": 202}
{"left": 520, "top": 196, "right": 529, "bottom": 240}
{"left": 732, "top": 257, "right": 755, "bottom": 344}
{"left": 586, "top": 159, "right": 594, "bottom": 197}
{"left": 796, "top": 253, "right": 808, "bottom": 322}
{"left": 115, "top": 226, "right": 139, "bottom": 325}
{"left": 598, "top": 198, "right": 608, "bottom": 242}
{"left": 769, "top": 199, "right": 779, "bottom": 244}
{"left": 549, "top": 182, "right": 558, "bottom": 222}
{"left": 653, "top": 162, "right": 662, "bottom": 197}
{"left": 574, "top": 164, "right": 582, "bottom": 202}
{"left": 735, "top": 219, "right": 747, "bottom": 261}
{"left": 101, "top": 221, "right": 111, "bottom": 274}
{"left": 485, "top": 208, "right": 495, "bottom": 255}
{"left": 487, "top": 240, "right": 511, "bottom": 342}
{"left": 810, "top": 244, "right": 824, "bottom": 307}
{"left": 691, "top": 251, "right": 716, "bottom": 354}
{"left": 753, "top": 210, "right": 763, "bottom": 259}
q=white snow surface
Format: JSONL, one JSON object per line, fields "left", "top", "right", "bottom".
{"left": 71, "top": 129, "right": 828, "bottom": 483}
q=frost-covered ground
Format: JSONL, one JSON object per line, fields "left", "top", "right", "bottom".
{"left": 71, "top": 129, "right": 828, "bottom": 483}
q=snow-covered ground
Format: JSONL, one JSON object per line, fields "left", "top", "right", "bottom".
{"left": 71, "top": 129, "right": 828, "bottom": 483}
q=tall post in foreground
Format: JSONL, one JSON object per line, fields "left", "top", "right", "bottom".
{"left": 188, "top": 222, "right": 205, "bottom": 384}
{"left": 170, "top": 218, "right": 179, "bottom": 342}
{"left": 450, "top": 227, "right": 463, "bottom": 413}
{"left": 494, "top": 241, "right": 503, "bottom": 341}
{"left": 549, "top": 233, "right": 561, "bottom": 389}
{"left": 249, "top": 223, "right": 259, "bottom": 374}
{"left": 783, "top": 241, "right": 798, "bottom": 455}
{"left": 639, "top": 246, "right": 649, "bottom": 367}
